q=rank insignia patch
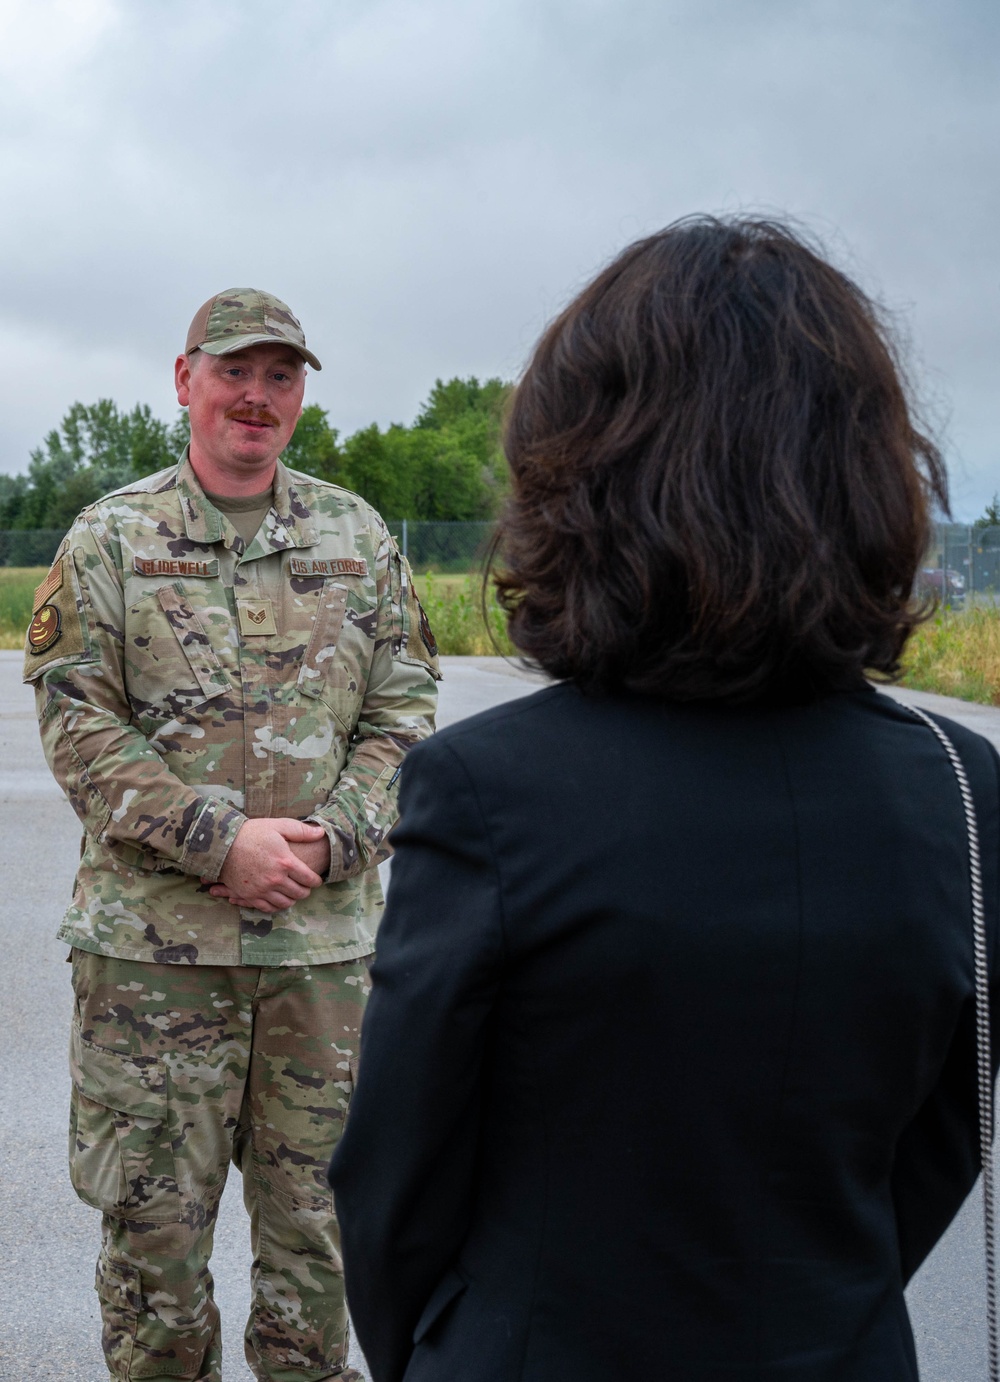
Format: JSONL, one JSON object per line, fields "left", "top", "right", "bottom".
{"left": 27, "top": 603, "right": 62, "bottom": 654}
{"left": 237, "top": 599, "right": 277, "bottom": 636}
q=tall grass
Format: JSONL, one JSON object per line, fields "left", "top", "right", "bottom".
{"left": 414, "top": 572, "right": 516, "bottom": 657}
{"left": 0, "top": 567, "right": 519, "bottom": 658}
{"left": 900, "top": 605, "right": 1000, "bottom": 706}
{"left": 0, "top": 567, "right": 44, "bottom": 649}
{"left": 5, "top": 564, "right": 1000, "bottom": 698}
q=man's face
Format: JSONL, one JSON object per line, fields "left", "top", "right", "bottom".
{"left": 175, "top": 343, "right": 306, "bottom": 486}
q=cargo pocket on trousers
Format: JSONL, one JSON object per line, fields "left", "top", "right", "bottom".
{"left": 97, "top": 1248, "right": 205, "bottom": 1380}
{"left": 69, "top": 1022, "right": 182, "bottom": 1223}
{"left": 96, "top": 1249, "right": 141, "bottom": 1376}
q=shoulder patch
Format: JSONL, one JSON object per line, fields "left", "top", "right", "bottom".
{"left": 27, "top": 604, "right": 61, "bottom": 654}
{"left": 23, "top": 551, "right": 90, "bottom": 681}
{"left": 417, "top": 599, "right": 438, "bottom": 658}
{"left": 33, "top": 558, "right": 64, "bottom": 612}
{"left": 391, "top": 551, "right": 441, "bottom": 680}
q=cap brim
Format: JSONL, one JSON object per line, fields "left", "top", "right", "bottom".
{"left": 198, "top": 332, "right": 322, "bottom": 371}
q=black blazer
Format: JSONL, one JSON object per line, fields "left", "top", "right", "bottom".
{"left": 329, "top": 683, "right": 1000, "bottom": 1382}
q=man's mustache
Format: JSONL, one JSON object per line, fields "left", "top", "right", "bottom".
{"left": 226, "top": 407, "right": 281, "bottom": 426}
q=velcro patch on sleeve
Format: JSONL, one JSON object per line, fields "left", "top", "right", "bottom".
{"left": 401, "top": 560, "right": 441, "bottom": 678}
{"left": 23, "top": 555, "right": 89, "bottom": 680}
{"left": 33, "top": 558, "right": 64, "bottom": 612}
{"left": 27, "top": 603, "right": 61, "bottom": 653}
{"left": 415, "top": 596, "right": 438, "bottom": 659}
{"left": 288, "top": 557, "right": 369, "bottom": 578}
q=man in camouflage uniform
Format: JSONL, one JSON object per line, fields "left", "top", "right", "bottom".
{"left": 25, "top": 289, "right": 440, "bottom": 1381}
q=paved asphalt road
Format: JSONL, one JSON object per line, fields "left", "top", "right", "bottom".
{"left": 0, "top": 655, "right": 996, "bottom": 1380}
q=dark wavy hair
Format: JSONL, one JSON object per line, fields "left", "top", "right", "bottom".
{"left": 492, "top": 216, "right": 948, "bottom": 702}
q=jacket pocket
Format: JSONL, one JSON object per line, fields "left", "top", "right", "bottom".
{"left": 69, "top": 1022, "right": 182, "bottom": 1222}
{"left": 123, "top": 583, "right": 232, "bottom": 732}
{"left": 296, "top": 582, "right": 351, "bottom": 722}
{"left": 156, "top": 585, "right": 232, "bottom": 700}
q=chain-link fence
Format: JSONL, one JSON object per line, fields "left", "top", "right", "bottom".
{"left": 4, "top": 520, "right": 999, "bottom": 601}
{"left": 385, "top": 520, "right": 496, "bottom": 572}
{"left": 920, "top": 523, "right": 1000, "bottom": 609}
{"left": 0, "top": 530, "right": 67, "bottom": 566}
{"left": 0, "top": 523, "right": 500, "bottom": 571}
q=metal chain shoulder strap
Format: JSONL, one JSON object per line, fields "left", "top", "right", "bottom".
{"left": 904, "top": 703, "right": 997, "bottom": 1379}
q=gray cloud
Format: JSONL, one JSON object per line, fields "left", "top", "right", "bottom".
{"left": 0, "top": 0, "right": 997, "bottom": 512}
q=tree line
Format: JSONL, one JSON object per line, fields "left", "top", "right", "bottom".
{"left": 0, "top": 377, "right": 511, "bottom": 530}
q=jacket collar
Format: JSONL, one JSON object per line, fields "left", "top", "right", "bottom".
{"left": 175, "top": 448, "right": 319, "bottom": 553}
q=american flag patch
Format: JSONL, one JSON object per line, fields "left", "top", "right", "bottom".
{"left": 33, "top": 559, "right": 64, "bottom": 612}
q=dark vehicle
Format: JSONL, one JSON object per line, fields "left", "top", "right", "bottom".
{"left": 916, "top": 566, "right": 966, "bottom": 605}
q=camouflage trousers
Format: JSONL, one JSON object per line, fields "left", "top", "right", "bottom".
{"left": 69, "top": 948, "right": 371, "bottom": 1382}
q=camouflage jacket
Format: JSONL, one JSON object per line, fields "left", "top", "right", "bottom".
{"left": 25, "top": 451, "right": 439, "bottom": 966}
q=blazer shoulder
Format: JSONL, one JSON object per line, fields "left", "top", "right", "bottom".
{"left": 869, "top": 689, "right": 1000, "bottom": 777}
{"left": 399, "top": 682, "right": 571, "bottom": 785}
{"left": 434, "top": 681, "right": 573, "bottom": 747}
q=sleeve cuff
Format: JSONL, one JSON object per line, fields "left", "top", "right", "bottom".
{"left": 178, "top": 798, "right": 247, "bottom": 880}
{"left": 305, "top": 813, "right": 361, "bottom": 882}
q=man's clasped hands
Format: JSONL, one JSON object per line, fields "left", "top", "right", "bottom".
{"left": 202, "top": 818, "right": 331, "bottom": 913}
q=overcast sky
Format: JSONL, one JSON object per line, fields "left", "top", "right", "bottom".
{"left": 1, "top": 0, "right": 996, "bottom": 515}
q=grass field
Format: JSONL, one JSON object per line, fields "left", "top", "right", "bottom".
{"left": 413, "top": 571, "right": 515, "bottom": 657}
{"left": 0, "top": 567, "right": 515, "bottom": 657}
{"left": 900, "top": 606, "right": 1000, "bottom": 706}
{"left": 0, "top": 567, "right": 44, "bottom": 650}
{"left": 7, "top": 565, "right": 997, "bottom": 704}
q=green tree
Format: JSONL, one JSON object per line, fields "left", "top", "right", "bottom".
{"left": 404, "top": 427, "right": 496, "bottom": 521}
{"left": 414, "top": 376, "right": 510, "bottom": 433}
{"left": 974, "top": 493, "right": 1000, "bottom": 529}
{"left": 8, "top": 401, "right": 189, "bottom": 530}
{"left": 336, "top": 377, "right": 511, "bottom": 521}
{"left": 2, "top": 376, "right": 513, "bottom": 533}
{"left": 338, "top": 424, "right": 416, "bottom": 519}
{"left": 281, "top": 405, "right": 342, "bottom": 483}
{"left": 413, "top": 376, "right": 511, "bottom": 517}
{"left": 0, "top": 473, "right": 28, "bottom": 530}
{"left": 166, "top": 410, "right": 191, "bottom": 461}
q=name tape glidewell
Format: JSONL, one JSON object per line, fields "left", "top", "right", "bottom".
{"left": 133, "top": 557, "right": 220, "bottom": 578}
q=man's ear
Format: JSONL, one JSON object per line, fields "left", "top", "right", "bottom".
{"left": 175, "top": 353, "right": 193, "bottom": 406}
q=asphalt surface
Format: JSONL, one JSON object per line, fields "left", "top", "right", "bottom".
{"left": 0, "top": 656, "right": 996, "bottom": 1380}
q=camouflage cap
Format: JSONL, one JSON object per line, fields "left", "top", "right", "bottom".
{"left": 185, "top": 288, "right": 322, "bottom": 371}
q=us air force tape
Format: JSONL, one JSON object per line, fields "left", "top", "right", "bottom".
{"left": 288, "top": 557, "right": 368, "bottom": 579}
